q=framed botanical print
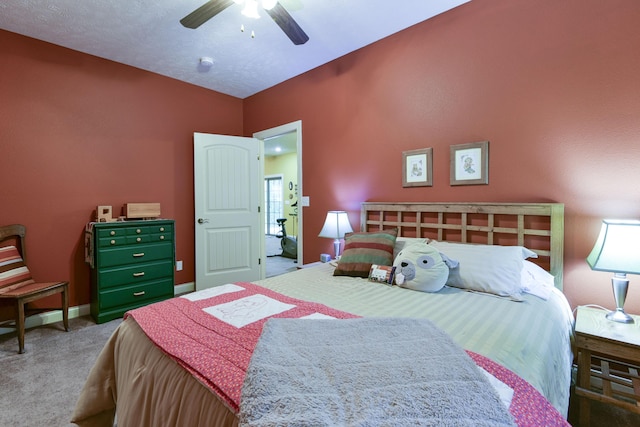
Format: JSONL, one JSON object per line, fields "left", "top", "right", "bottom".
{"left": 403, "top": 148, "right": 433, "bottom": 187}
{"left": 450, "top": 141, "right": 489, "bottom": 186}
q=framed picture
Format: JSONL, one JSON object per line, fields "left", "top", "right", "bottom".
{"left": 450, "top": 141, "right": 489, "bottom": 186}
{"left": 403, "top": 148, "right": 433, "bottom": 187}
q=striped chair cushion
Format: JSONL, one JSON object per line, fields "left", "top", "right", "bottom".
{"left": 0, "top": 245, "right": 35, "bottom": 293}
{"left": 333, "top": 229, "right": 398, "bottom": 278}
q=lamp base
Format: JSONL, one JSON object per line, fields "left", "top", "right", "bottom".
{"left": 333, "top": 239, "right": 341, "bottom": 259}
{"left": 607, "top": 273, "right": 634, "bottom": 323}
{"left": 606, "top": 309, "right": 634, "bottom": 324}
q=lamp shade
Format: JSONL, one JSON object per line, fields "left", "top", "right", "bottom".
{"left": 587, "top": 219, "right": 640, "bottom": 275}
{"left": 318, "top": 211, "right": 353, "bottom": 239}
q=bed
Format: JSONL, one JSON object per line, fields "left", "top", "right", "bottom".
{"left": 71, "top": 202, "right": 574, "bottom": 427}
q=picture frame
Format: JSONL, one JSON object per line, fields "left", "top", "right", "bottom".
{"left": 450, "top": 141, "right": 489, "bottom": 186}
{"left": 402, "top": 148, "right": 433, "bottom": 187}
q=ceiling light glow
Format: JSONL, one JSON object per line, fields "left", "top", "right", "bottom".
{"left": 235, "top": 0, "right": 275, "bottom": 17}
{"left": 241, "top": 0, "right": 260, "bottom": 19}
{"left": 262, "top": 0, "right": 277, "bottom": 10}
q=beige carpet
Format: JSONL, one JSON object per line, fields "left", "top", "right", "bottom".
{"left": 0, "top": 316, "right": 122, "bottom": 427}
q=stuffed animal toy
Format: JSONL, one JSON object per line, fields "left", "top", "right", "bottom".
{"left": 393, "top": 242, "right": 458, "bottom": 293}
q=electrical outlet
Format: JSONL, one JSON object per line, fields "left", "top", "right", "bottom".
{"left": 176, "top": 260, "right": 183, "bottom": 271}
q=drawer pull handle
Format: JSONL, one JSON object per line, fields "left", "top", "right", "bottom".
{"left": 110, "top": 231, "right": 116, "bottom": 236}
{"left": 136, "top": 237, "right": 142, "bottom": 242}
{"left": 133, "top": 272, "right": 145, "bottom": 277}
{"left": 160, "top": 235, "right": 165, "bottom": 240}
{"left": 160, "top": 227, "right": 165, "bottom": 232}
{"left": 136, "top": 229, "right": 142, "bottom": 234}
{"left": 110, "top": 240, "right": 116, "bottom": 245}
{"left": 133, "top": 291, "right": 146, "bottom": 297}
{"left": 133, "top": 252, "right": 145, "bottom": 257}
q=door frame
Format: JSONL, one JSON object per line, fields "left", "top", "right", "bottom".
{"left": 253, "top": 120, "right": 303, "bottom": 266}
{"left": 264, "top": 173, "right": 285, "bottom": 235}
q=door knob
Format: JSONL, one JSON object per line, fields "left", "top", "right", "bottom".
{"left": 197, "top": 218, "right": 209, "bottom": 224}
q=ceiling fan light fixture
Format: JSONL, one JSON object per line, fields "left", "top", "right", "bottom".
{"left": 241, "top": 0, "right": 260, "bottom": 19}
{"left": 180, "top": 0, "right": 308, "bottom": 45}
{"left": 261, "top": 0, "right": 277, "bottom": 10}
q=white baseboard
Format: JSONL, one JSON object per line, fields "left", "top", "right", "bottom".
{"left": 175, "top": 281, "right": 195, "bottom": 295}
{"left": 0, "top": 282, "right": 195, "bottom": 336}
{"left": 0, "top": 304, "right": 90, "bottom": 336}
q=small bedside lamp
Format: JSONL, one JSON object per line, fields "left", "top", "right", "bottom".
{"left": 586, "top": 219, "right": 640, "bottom": 323}
{"left": 318, "top": 211, "right": 353, "bottom": 259}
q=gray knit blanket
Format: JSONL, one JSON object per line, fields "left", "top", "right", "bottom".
{"left": 239, "top": 317, "right": 516, "bottom": 427}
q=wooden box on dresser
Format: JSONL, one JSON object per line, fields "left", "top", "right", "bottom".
{"left": 88, "top": 220, "right": 175, "bottom": 324}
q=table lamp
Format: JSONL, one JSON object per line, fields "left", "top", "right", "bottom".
{"left": 586, "top": 219, "right": 640, "bottom": 323}
{"left": 318, "top": 211, "right": 353, "bottom": 259}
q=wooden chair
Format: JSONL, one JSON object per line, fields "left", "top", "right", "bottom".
{"left": 0, "top": 224, "right": 69, "bottom": 353}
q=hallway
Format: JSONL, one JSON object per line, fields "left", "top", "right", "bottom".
{"left": 265, "top": 235, "right": 297, "bottom": 277}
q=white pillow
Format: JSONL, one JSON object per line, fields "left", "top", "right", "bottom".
{"left": 428, "top": 241, "right": 538, "bottom": 300}
{"left": 393, "top": 237, "right": 429, "bottom": 259}
{"left": 521, "top": 260, "right": 555, "bottom": 300}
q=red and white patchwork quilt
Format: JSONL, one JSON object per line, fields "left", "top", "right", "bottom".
{"left": 126, "top": 282, "right": 569, "bottom": 427}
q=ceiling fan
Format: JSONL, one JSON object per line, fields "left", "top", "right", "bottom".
{"left": 181, "top": 0, "right": 309, "bottom": 45}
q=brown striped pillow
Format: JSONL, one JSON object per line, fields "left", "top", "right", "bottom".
{"left": 333, "top": 229, "right": 398, "bottom": 278}
{"left": 0, "top": 246, "right": 35, "bottom": 293}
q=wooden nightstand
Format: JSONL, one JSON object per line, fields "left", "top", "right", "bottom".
{"left": 574, "top": 306, "right": 640, "bottom": 426}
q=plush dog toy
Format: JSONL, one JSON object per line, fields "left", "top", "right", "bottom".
{"left": 393, "top": 242, "right": 458, "bottom": 293}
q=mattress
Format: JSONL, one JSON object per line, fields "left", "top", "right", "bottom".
{"left": 72, "top": 262, "right": 574, "bottom": 427}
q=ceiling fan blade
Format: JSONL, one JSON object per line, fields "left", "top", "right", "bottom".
{"left": 180, "top": 0, "right": 234, "bottom": 29}
{"left": 265, "top": 2, "right": 309, "bottom": 45}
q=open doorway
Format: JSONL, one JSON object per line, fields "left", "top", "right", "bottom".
{"left": 254, "top": 121, "right": 302, "bottom": 278}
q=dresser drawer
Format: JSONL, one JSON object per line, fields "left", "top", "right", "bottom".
{"left": 96, "top": 227, "right": 128, "bottom": 239}
{"left": 97, "top": 260, "right": 173, "bottom": 289}
{"left": 98, "top": 236, "right": 127, "bottom": 247}
{"left": 96, "top": 225, "right": 152, "bottom": 240}
{"left": 97, "top": 242, "right": 173, "bottom": 268}
{"left": 125, "top": 233, "right": 172, "bottom": 245}
{"left": 98, "top": 278, "right": 174, "bottom": 310}
{"left": 99, "top": 233, "right": 172, "bottom": 248}
{"left": 126, "top": 223, "right": 173, "bottom": 235}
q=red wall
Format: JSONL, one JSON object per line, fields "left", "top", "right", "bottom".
{"left": 0, "top": 30, "right": 243, "bottom": 314}
{"left": 243, "top": 0, "right": 640, "bottom": 313}
{"left": 2, "top": 0, "right": 640, "bottom": 316}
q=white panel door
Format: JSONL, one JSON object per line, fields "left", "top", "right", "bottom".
{"left": 194, "top": 133, "right": 263, "bottom": 290}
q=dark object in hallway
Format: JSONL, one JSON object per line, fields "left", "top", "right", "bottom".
{"left": 276, "top": 218, "right": 297, "bottom": 259}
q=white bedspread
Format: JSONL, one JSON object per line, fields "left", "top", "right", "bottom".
{"left": 255, "top": 263, "right": 575, "bottom": 417}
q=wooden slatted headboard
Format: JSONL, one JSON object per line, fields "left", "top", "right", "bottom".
{"left": 360, "top": 202, "right": 565, "bottom": 290}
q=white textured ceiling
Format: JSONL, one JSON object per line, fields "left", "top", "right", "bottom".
{"left": 0, "top": 0, "right": 469, "bottom": 99}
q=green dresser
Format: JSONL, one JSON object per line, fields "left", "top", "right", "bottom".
{"left": 89, "top": 220, "right": 175, "bottom": 323}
